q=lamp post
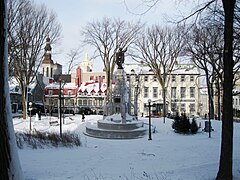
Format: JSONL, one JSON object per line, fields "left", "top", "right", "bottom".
{"left": 148, "top": 99, "right": 152, "bottom": 140}
{"left": 59, "top": 80, "right": 62, "bottom": 138}
{"left": 29, "top": 102, "right": 32, "bottom": 133}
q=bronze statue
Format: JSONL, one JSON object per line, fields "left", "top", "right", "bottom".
{"left": 116, "top": 48, "right": 127, "bottom": 69}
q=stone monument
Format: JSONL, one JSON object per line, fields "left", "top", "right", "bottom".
{"left": 84, "top": 48, "right": 149, "bottom": 139}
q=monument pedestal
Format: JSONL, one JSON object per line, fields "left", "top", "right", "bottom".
{"left": 84, "top": 49, "right": 150, "bottom": 139}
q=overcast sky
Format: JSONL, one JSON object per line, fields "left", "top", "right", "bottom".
{"left": 34, "top": 0, "right": 201, "bottom": 72}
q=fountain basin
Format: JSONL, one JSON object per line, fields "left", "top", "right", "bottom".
{"left": 84, "top": 120, "right": 148, "bottom": 139}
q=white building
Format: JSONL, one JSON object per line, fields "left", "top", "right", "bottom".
{"left": 125, "top": 63, "right": 201, "bottom": 117}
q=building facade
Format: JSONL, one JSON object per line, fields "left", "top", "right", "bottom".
{"left": 125, "top": 63, "right": 201, "bottom": 117}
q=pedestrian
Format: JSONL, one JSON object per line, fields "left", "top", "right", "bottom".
{"left": 38, "top": 109, "right": 41, "bottom": 120}
{"left": 82, "top": 112, "right": 85, "bottom": 122}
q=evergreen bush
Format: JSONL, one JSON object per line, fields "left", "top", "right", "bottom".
{"left": 190, "top": 118, "right": 199, "bottom": 134}
{"left": 172, "top": 113, "right": 198, "bottom": 134}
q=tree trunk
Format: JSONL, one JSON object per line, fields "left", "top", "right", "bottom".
{"left": 217, "top": 80, "right": 221, "bottom": 120}
{"left": 0, "top": 0, "right": 24, "bottom": 179}
{"left": 21, "top": 88, "right": 27, "bottom": 120}
{"left": 163, "top": 87, "right": 166, "bottom": 123}
{"left": 216, "top": 0, "right": 235, "bottom": 179}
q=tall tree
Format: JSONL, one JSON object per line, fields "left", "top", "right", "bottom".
{"left": 132, "top": 25, "right": 185, "bottom": 122}
{"left": 216, "top": 0, "right": 236, "bottom": 179}
{"left": 185, "top": 22, "right": 224, "bottom": 120}
{"left": 81, "top": 17, "right": 142, "bottom": 107}
{"left": 8, "top": 0, "right": 61, "bottom": 119}
{"left": 0, "top": 0, "right": 24, "bottom": 179}
{"left": 125, "top": 0, "right": 237, "bottom": 178}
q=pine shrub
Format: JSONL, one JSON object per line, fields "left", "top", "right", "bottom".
{"left": 190, "top": 118, "right": 199, "bottom": 134}
{"left": 172, "top": 113, "right": 198, "bottom": 134}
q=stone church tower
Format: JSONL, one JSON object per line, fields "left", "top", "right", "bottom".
{"left": 41, "top": 37, "right": 62, "bottom": 84}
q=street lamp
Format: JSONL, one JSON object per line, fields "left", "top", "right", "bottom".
{"left": 28, "top": 102, "right": 32, "bottom": 133}
{"left": 148, "top": 99, "right": 152, "bottom": 140}
{"left": 59, "top": 80, "right": 62, "bottom": 138}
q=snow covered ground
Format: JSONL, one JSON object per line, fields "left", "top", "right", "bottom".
{"left": 13, "top": 114, "right": 240, "bottom": 180}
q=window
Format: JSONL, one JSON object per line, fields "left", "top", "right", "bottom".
{"left": 89, "top": 100, "right": 92, "bottom": 106}
{"left": 171, "top": 87, "right": 176, "bottom": 98}
{"left": 135, "top": 75, "right": 139, "bottom": 81}
{"left": 83, "top": 100, "right": 87, "bottom": 106}
{"left": 144, "top": 103, "right": 148, "bottom": 111}
{"left": 70, "top": 99, "right": 74, "bottom": 106}
{"left": 144, "top": 75, "right": 148, "bottom": 82}
{"left": 190, "top": 87, "right": 195, "bottom": 98}
{"left": 190, "top": 75, "right": 194, "bottom": 82}
{"left": 181, "top": 75, "right": 185, "bottom": 82}
{"left": 172, "top": 75, "right": 176, "bottom": 82}
{"left": 171, "top": 103, "right": 177, "bottom": 112}
{"left": 189, "top": 103, "right": 195, "bottom": 112}
{"left": 93, "top": 100, "right": 97, "bottom": 106}
{"left": 134, "top": 87, "right": 138, "bottom": 95}
{"left": 153, "top": 75, "right": 157, "bottom": 82}
{"left": 78, "top": 100, "right": 82, "bottom": 106}
{"left": 180, "top": 87, "right": 186, "bottom": 98}
{"left": 153, "top": 87, "right": 158, "bottom": 98}
{"left": 144, "top": 87, "right": 149, "bottom": 98}
{"left": 180, "top": 103, "right": 186, "bottom": 112}
{"left": 68, "top": 90, "right": 72, "bottom": 96}
{"left": 46, "top": 67, "right": 49, "bottom": 77}
{"left": 126, "top": 75, "right": 130, "bottom": 81}
{"left": 99, "top": 99, "right": 103, "bottom": 106}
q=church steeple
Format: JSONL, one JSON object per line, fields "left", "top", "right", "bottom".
{"left": 80, "top": 53, "right": 92, "bottom": 72}
{"left": 42, "top": 37, "right": 53, "bottom": 64}
{"left": 44, "top": 37, "right": 52, "bottom": 52}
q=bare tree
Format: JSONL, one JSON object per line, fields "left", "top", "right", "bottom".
{"left": 185, "top": 22, "right": 224, "bottom": 120}
{"left": 132, "top": 25, "right": 185, "bottom": 122}
{"left": 125, "top": 0, "right": 237, "bottom": 178}
{"left": 216, "top": 1, "right": 236, "bottom": 179}
{"left": 8, "top": 0, "right": 61, "bottom": 119}
{"left": 65, "top": 47, "right": 82, "bottom": 74}
{"left": 0, "top": 0, "right": 24, "bottom": 179}
{"left": 81, "top": 17, "right": 143, "bottom": 104}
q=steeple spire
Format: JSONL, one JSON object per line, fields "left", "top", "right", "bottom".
{"left": 44, "top": 36, "right": 52, "bottom": 52}
{"left": 42, "top": 37, "right": 53, "bottom": 64}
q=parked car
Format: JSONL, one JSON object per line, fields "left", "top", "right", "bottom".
{"left": 64, "top": 109, "right": 75, "bottom": 114}
{"left": 27, "top": 103, "right": 45, "bottom": 115}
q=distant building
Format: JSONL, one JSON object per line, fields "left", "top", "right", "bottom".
{"left": 44, "top": 53, "right": 107, "bottom": 114}
{"left": 125, "top": 62, "right": 201, "bottom": 117}
{"left": 44, "top": 55, "right": 202, "bottom": 116}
